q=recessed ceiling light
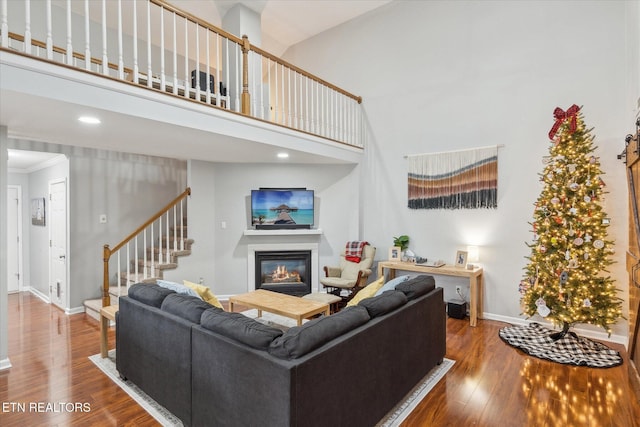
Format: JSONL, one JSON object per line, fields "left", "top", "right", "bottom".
{"left": 78, "top": 116, "right": 101, "bottom": 124}
{"left": 277, "top": 152, "right": 289, "bottom": 159}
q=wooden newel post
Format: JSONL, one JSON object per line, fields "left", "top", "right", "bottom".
{"left": 241, "top": 35, "right": 251, "bottom": 115}
{"left": 102, "top": 244, "right": 111, "bottom": 308}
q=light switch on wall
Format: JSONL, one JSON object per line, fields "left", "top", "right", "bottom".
{"left": 99, "top": 214, "right": 107, "bottom": 224}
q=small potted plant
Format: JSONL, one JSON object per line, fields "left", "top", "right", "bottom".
{"left": 393, "top": 235, "right": 410, "bottom": 252}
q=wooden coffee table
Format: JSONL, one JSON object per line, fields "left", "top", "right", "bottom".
{"left": 229, "top": 289, "right": 330, "bottom": 326}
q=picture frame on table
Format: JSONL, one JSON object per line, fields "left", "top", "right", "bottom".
{"left": 389, "top": 246, "right": 401, "bottom": 261}
{"left": 455, "top": 250, "right": 468, "bottom": 268}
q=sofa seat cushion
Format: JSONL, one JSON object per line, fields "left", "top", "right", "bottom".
{"left": 268, "top": 306, "right": 370, "bottom": 360}
{"left": 395, "top": 275, "right": 436, "bottom": 300}
{"left": 359, "top": 290, "right": 408, "bottom": 318}
{"left": 128, "top": 283, "right": 176, "bottom": 308}
{"left": 161, "top": 293, "right": 217, "bottom": 324}
{"left": 200, "top": 309, "right": 283, "bottom": 350}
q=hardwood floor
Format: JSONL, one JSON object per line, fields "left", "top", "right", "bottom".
{"left": 1, "top": 291, "right": 639, "bottom": 426}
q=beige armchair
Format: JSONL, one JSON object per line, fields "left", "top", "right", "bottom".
{"left": 321, "top": 245, "right": 376, "bottom": 303}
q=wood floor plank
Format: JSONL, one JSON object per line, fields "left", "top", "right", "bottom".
{"left": 2, "top": 292, "right": 640, "bottom": 426}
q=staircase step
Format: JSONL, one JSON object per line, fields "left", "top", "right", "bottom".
{"left": 132, "top": 259, "right": 179, "bottom": 271}
{"left": 169, "top": 225, "right": 188, "bottom": 237}
{"left": 120, "top": 273, "right": 162, "bottom": 286}
{"left": 146, "top": 247, "right": 192, "bottom": 262}
{"left": 159, "top": 236, "right": 194, "bottom": 250}
{"left": 83, "top": 299, "right": 102, "bottom": 321}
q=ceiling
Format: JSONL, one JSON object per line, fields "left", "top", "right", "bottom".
{"left": 5, "top": 0, "right": 391, "bottom": 170}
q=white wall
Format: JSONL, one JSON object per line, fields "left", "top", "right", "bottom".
{"left": 284, "top": 0, "right": 633, "bottom": 338}
{"left": 164, "top": 161, "right": 361, "bottom": 297}
{"left": 7, "top": 140, "right": 187, "bottom": 309}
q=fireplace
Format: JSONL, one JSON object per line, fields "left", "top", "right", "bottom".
{"left": 255, "top": 250, "right": 312, "bottom": 296}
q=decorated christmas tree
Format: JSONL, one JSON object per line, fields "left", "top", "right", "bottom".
{"left": 519, "top": 105, "right": 623, "bottom": 337}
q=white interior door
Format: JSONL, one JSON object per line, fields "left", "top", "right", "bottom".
{"left": 7, "top": 185, "right": 21, "bottom": 293}
{"left": 49, "top": 179, "right": 68, "bottom": 309}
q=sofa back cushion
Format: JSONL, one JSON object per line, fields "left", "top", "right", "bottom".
{"left": 359, "top": 290, "right": 408, "bottom": 318}
{"left": 200, "top": 309, "right": 283, "bottom": 350}
{"left": 268, "top": 306, "right": 370, "bottom": 360}
{"left": 395, "top": 275, "right": 436, "bottom": 300}
{"left": 160, "top": 293, "right": 216, "bottom": 324}
{"left": 128, "top": 283, "right": 176, "bottom": 308}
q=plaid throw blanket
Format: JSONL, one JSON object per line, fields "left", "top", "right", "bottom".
{"left": 345, "top": 241, "right": 368, "bottom": 263}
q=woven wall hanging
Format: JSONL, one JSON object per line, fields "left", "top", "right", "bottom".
{"left": 407, "top": 145, "right": 499, "bottom": 209}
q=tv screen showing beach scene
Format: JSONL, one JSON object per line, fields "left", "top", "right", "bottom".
{"left": 251, "top": 189, "right": 314, "bottom": 227}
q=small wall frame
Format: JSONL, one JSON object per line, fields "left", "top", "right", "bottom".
{"left": 31, "top": 197, "right": 46, "bottom": 226}
{"left": 389, "top": 246, "right": 401, "bottom": 261}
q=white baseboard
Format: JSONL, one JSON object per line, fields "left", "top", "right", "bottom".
{"left": 482, "top": 312, "right": 627, "bottom": 348}
{"left": 0, "top": 357, "right": 12, "bottom": 371}
{"left": 28, "top": 287, "right": 50, "bottom": 304}
{"left": 66, "top": 306, "right": 85, "bottom": 315}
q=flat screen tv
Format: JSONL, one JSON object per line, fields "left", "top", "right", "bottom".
{"left": 251, "top": 188, "right": 314, "bottom": 229}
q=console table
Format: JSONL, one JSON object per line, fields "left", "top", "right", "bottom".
{"left": 377, "top": 261, "right": 484, "bottom": 327}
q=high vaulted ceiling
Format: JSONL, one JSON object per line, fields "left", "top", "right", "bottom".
{"left": 173, "top": 0, "right": 392, "bottom": 56}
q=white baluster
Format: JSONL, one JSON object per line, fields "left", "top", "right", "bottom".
{"left": 84, "top": 0, "right": 91, "bottom": 70}
{"left": 165, "top": 211, "right": 170, "bottom": 262}
{"left": 65, "top": 0, "right": 72, "bottom": 65}
{"left": 45, "top": 0, "right": 52, "bottom": 59}
{"left": 180, "top": 199, "right": 185, "bottom": 251}
{"left": 267, "top": 58, "right": 272, "bottom": 121}
{"left": 158, "top": 215, "right": 163, "bottom": 265}
{"left": 117, "top": 0, "right": 123, "bottom": 78}
{"left": 146, "top": 0, "right": 152, "bottom": 88}
{"left": 24, "top": 0, "right": 31, "bottom": 54}
{"left": 206, "top": 29, "right": 211, "bottom": 104}
{"left": 195, "top": 24, "right": 200, "bottom": 99}
{"left": 184, "top": 16, "right": 189, "bottom": 99}
{"left": 173, "top": 206, "right": 177, "bottom": 252}
{"left": 101, "top": 0, "right": 108, "bottom": 75}
{"left": 134, "top": 234, "right": 139, "bottom": 281}
{"left": 117, "top": 250, "right": 121, "bottom": 292}
{"left": 259, "top": 55, "right": 264, "bottom": 119}
{"left": 172, "top": 12, "right": 177, "bottom": 95}
{"left": 224, "top": 37, "right": 230, "bottom": 108}
{"left": 159, "top": 5, "right": 165, "bottom": 91}
{"left": 234, "top": 42, "right": 240, "bottom": 112}
{"left": 132, "top": 0, "right": 138, "bottom": 83}
{"left": 1, "top": 0, "right": 8, "bottom": 48}
{"left": 143, "top": 229, "right": 147, "bottom": 279}
{"left": 215, "top": 32, "right": 221, "bottom": 106}
{"left": 150, "top": 223, "right": 155, "bottom": 277}
{"left": 126, "top": 242, "right": 130, "bottom": 290}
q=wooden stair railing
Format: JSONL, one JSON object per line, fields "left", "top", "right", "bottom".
{"left": 102, "top": 187, "right": 191, "bottom": 308}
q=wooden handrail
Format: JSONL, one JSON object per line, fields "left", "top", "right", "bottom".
{"left": 7, "top": 31, "right": 132, "bottom": 75}
{"left": 249, "top": 43, "right": 362, "bottom": 104}
{"left": 102, "top": 187, "right": 191, "bottom": 307}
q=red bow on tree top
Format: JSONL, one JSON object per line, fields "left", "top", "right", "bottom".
{"left": 548, "top": 104, "right": 581, "bottom": 140}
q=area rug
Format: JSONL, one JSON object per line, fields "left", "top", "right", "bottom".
{"left": 90, "top": 350, "right": 453, "bottom": 427}
{"left": 499, "top": 322, "right": 622, "bottom": 368}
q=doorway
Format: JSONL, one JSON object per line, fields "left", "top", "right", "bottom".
{"left": 7, "top": 185, "right": 22, "bottom": 293}
{"left": 49, "top": 178, "right": 68, "bottom": 310}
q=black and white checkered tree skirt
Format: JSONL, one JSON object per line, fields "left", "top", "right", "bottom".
{"left": 499, "top": 323, "right": 622, "bottom": 368}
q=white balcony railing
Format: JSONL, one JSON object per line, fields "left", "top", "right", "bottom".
{"left": 0, "top": 0, "right": 364, "bottom": 148}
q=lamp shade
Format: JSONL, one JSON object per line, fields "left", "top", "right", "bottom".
{"left": 467, "top": 245, "right": 479, "bottom": 263}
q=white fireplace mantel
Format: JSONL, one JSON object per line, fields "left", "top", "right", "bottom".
{"left": 248, "top": 243, "right": 319, "bottom": 293}
{"left": 243, "top": 228, "right": 323, "bottom": 236}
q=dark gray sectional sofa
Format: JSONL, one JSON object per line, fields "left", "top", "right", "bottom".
{"left": 116, "top": 275, "right": 446, "bottom": 427}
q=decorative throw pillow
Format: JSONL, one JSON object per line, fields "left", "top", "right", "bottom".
{"left": 374, "top": 275, "right": 410, "bottom": 296}
{"left": 183, "top": 280, "right": 224, "bottom": 309}
{"left": 346, "top": 276, "right": 385, "bottom": 307}
{"left": 157, "top": 279, "right": 202, "bottom": 299}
